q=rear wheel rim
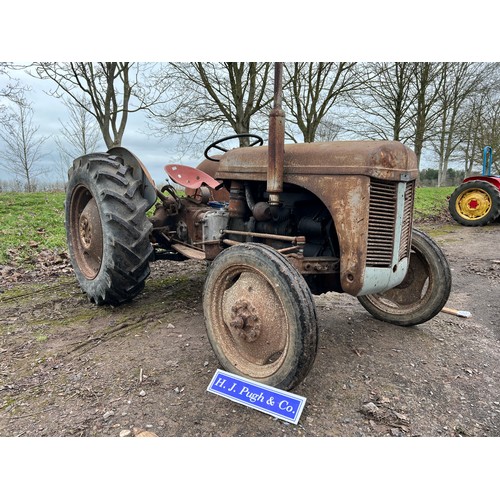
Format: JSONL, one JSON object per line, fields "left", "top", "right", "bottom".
{"left": 456, "top": 188, "right": 492, "bottom": 220}
{"left": 69, "top": 185, "right": 103, "bottom": 280}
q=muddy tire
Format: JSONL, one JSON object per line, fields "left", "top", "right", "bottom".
{"left": 65, "top": 153, "right": 154, "bottom": 305}
{"left": 449, "top": 180, "right": 500, "bottom": 226}
{"left": 203, "top": 243, "right": 318, "bottom": 390}
{"left": 357, "top": 229, "right": 451, "bottom": 327}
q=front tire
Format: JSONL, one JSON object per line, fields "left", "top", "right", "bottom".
{"left": 65, "top": 153, "right": 154, "bottom": 305}
{"left": 203, "top": 243, "right": 318, "bottom": 390}
{"left": 449, "top": 180, "right": 500, "bottom": 226}
{"left": 357, "top": 229, "right": 451, "bottom": 326}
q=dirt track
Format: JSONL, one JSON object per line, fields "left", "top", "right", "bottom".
{"left": 0, "top": 221, "right": 499, "bottom": 437}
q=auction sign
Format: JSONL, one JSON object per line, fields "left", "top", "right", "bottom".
{"left": 207, "top": 369, "right": 306, "bottom": 425}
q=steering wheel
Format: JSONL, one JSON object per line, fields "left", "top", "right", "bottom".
{"left": 204, "top": 134, "right": 264, "bottom": 162}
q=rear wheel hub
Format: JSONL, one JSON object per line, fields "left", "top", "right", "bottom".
{"left": 456, "top": 188, "right": 492, "bottom": 220}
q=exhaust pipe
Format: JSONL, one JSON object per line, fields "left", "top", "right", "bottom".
{"left": 267, "top": 62, "right": 285, "bottom": 207}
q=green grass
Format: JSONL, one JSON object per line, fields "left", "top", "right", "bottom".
{"left": 0, "top": 186, "right": 458, "bottom": 267}
{"left": 0, "top": 191, "right": 67, "bottom": 265}
{"left": 413, "top": 186, "right": 456, "bottom": 220}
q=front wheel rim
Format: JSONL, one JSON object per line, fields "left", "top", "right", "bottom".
{"left": 366, "top": 249, "right": 430, "bottom": 314}
{"left": 208, "top": 265, "right": 290, "bottom": 379}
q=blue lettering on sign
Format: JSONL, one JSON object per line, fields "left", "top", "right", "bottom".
{"left": 206, "top": 369, "right": 307, "bottom": 424}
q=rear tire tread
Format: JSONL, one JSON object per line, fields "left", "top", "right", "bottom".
{"left": 66, "top": 154, "right": 153, "bottom": 306}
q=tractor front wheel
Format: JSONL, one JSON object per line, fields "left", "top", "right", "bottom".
{"left": 357, "top": 229, "right": 451, "bottom": 327}
{"left": 449, "top": 180, "right": 500, "bottom": 226}
{"left": 203, "top": 243, "right": 318, "bottom": 390}
{"left": 65, "top": 153, "right": 154, "bottom": 305}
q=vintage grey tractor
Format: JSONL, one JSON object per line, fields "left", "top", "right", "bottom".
{"left": 65, "top": 64, "right": 452, "bottom": 390}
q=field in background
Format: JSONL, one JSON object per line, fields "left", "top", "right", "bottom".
{"left": 0, "top": 187, "right": 456, "bottom": 267}
{"left": 0, "top": 192, "right": 66, "bottom": 265}
{"left": 413, "top": 186, "right": 455, "bottom": 219}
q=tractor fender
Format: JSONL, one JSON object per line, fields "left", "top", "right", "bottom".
{"left": 461, "top": 175, "right": 500, "bottom": 191}
{"left": 107, "top": 146, "right": 158, "bottom": 209}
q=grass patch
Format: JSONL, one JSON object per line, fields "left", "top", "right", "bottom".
{"left": 0, "top": 191, "right": 66, "bottom": 265}
{"left": 413, "top": 186, "right": 456, "bottom": 220}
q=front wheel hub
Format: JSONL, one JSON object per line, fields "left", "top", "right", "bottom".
{"left": 228, "top": 299, "right": 261, "bottom": 342}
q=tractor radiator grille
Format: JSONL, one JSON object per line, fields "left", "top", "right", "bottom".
{"left": 366, "top": 179, "right": 416, "bottom": 268}
{"left": 398, "top": 181, "right": 415, "bottom": 262}
{"left": 366, "top": 180, "right": 397, "bottom": 267}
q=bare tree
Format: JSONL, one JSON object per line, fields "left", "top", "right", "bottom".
{"left": 316, "top": 117, "right": 342, "bottom": 142}
{"left": 282, "top": 62, "right": 359, "bottom": 143}
{"left": 149, "top": 62, "right": 273, "bottom": 151}
{"left": 457, "top": 93, "right": 488, "bottom": 177}
{"left": 411, "top": 62, "right": 445, "bottom": 168}
{"left": 453, "top": 66, "right": 500, "bottom": 178}
{"left": 480, "top": 99, "right": 500, "bottom": 175}
{"left": 349, "top": 62, "right": 445, "bottom": 168}
{"left": 0, "top": 101, "right": 48, "bottom": 192}
{"left": 347, "top": 62, "right": 416, "bottom": 141}
{"left": 54, "top": 97, "right": 104, "bottom": 182}
{"left": 431, "top": 62, "right": 492, "bottom": 185}
{"left": 34, "top": 62, "right": 170, "bottom": 149}
{"left": 0, "top": 63, "right": 29, "bottom": 126}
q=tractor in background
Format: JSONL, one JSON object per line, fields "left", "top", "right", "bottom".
{"left": 449, "top": 146, "right": 500, "bottom": 226}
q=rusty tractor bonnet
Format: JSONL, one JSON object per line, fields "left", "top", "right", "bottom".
{"left": 214, "top": 139, "right": 418, "bottom": 296}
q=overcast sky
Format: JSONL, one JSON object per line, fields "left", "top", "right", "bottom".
{"left": 0, "top": 66, "right": 204, "bottom": 185}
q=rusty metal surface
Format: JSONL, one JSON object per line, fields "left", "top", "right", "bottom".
{"left": 221, "top": 270, "right": 287, "bottom": 365}
{"left": 213, "top": 141, "right": 417, "bottom": 295}
{"left": 228, "top": 181, "right": 247, "bottom": 218}
{"left": 217, "top": 141, "right": 418, "bottom": 182}
{"left": 223, "top": 229, "right": 303, "bottom": 243}
{"left": 267, "top": 63, "right": 285, "bottom": 205}
{"left": 149, "top": 200, "right": 178, "bottom": 228}
{"left": 210, "top": 267, "right": 288, "bottom": 378}
{"left": 150, "top": 197, "right": 212, "bottom": 257}
{"left": 171, "top": 243, "right": 206, "bottom": 260}
{"left": 69, "top": 186, "right": 103, "bottom": 280}
{"left": 290, "top": 175, "right": 370, "bottom": 295}
{"left": 177, "top": 203, "right": 208, "bottom": 246}
{"left": 287, "top": 255, "right": 340, "bottom": 275}
{"left": 202, "top": 242, "right": 320, "bottom": 388}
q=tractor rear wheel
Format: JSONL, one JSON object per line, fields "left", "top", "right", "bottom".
{"left": 203, "top": 243, "right": 318, "bottom": 390}
{"left": 357, "top": 229, "right": 451, "bottom": 327}
{"left": 65, "top": 153, "right": 154, "bottom": 305}
{"left": 449, "top": 180, "right": 500, "bottom": 226}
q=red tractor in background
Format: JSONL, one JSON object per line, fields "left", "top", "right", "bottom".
{"left": 449, "top": 146, "right": 500, "bottom": 226}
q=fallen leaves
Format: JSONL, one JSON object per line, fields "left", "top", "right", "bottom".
{"left": 0, "top": 250, "right": 71, "bottom": 287}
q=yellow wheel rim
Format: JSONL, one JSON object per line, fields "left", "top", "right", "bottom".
{"left": 455, "top": 188, "right": 492, "bottom": 220}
